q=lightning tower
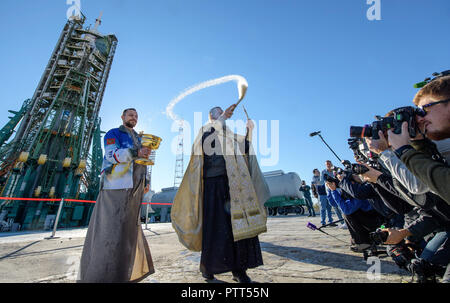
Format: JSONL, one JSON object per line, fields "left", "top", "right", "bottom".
{"left": 173, "top": 123, "right": 184, "bottom": 187}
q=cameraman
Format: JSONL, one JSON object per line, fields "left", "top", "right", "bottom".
{"left": 325, "top": 178, "right": 383, "bottom": 252}
{"left": 364, "top": 127, "right": 450, "bottom": 281}
{"left": 322, "top": 160, "right": 345, "bottom": 226}
{"left": 367, "top": 134, "right": 449, "bottom": 228}
{"left": 300, "top": 180, "right": 316, "bottom": 217}
{"left": 338, "top": 171, "right": 403, "bottom": 228}
{"left": 388, "top": 75, "right": 450, "bottom": 204}
{"left": 311, "top": 169, "right": 335, "bottom": 227}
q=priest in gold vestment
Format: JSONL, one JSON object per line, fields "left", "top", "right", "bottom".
{"left": 171, "top": 104, "right": 270, "bottom": 283}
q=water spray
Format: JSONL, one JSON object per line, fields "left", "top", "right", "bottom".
{"left": 166, "top": 75, "right": 248, "bottom": 122}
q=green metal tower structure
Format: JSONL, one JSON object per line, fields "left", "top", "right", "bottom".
{"left": 0, "top": 13, "right": 118, "bottom": 230}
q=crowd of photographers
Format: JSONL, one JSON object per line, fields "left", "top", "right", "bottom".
{"left": 310, "top": 71, "right": 450, "bottom": 283}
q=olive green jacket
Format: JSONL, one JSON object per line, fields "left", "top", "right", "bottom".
{"left": 400, "top": 139, "right": 450, "bottom": 205}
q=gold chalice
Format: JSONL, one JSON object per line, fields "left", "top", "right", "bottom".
{"left": 135, "top": 133, "right": 162, "bottom": 166}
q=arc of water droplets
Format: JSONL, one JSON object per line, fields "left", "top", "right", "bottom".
{"left": 166, "top": 75, "right": 248, "bottom": 122}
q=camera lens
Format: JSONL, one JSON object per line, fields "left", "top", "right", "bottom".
{"left": 352, "top": 164, "right": 369, "bottom": 175}
{"left": 350, "top": 125, "right": 372, "bottom": 138}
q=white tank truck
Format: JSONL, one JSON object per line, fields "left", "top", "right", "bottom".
{"left": 144, "top": 187, "right": 177, "bottom": 223}
{"left": 144, "top": 170, "right": 308, "bottom": 223}
{"left": 263, "top": 170, "right": 306, "bottom": 216}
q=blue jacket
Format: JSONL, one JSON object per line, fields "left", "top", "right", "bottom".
{"left": 327, "top": 189, "right": 373, "bottom": 215}
{"left": 101, "top": 126, "right": 141, "bottom": 190}
{"left": 339, "top": 176, "right": 394, "bottom": 219}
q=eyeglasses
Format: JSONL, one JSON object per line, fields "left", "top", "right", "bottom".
{"left": 416, "top": 99, "right": 450, "bottom": 116}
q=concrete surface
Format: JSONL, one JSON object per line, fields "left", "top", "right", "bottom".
{"left": 0, "top": 215, "right": 409, "bottom": 283}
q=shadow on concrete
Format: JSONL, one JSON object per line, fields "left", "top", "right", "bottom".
{"left": 0, "top": 240, "right": 41, "bottom": 261}
{"left": 260, "top": 242, "right": 392, "bottom": 273}
{"left": 0, "top": 230, "right": 52, "bottom": 238}
{"left": 206, "top": 278, "right": 228, "bottom": 283}
{"left": 144, "top": 228, "right": 161, "bottom": 236}
{"left": 0, "top": 244, "right": 84, "bottom": 260}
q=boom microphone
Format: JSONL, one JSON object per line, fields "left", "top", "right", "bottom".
{"left": 309, "top": 130, "right": 343, "bottom": 162}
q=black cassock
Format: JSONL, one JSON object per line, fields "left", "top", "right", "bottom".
{"left": 200, "top": 128, "right": 263, "bottom": 275}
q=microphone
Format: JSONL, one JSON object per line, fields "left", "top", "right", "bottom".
{"left": 309, "top": 131, "right": 321, "bottom": 137}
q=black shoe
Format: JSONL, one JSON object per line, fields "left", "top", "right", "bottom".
{"left": 202, "top": 272, "right": 215, "bottom": 280}
{"left": 350, "top": 243, "right": 371, "bottom": 253}
{"left": 328, "top": 223, "right": 338, "bottom": 227}
{"left": 232, "top": 271, "right": 252, "bottom": 283}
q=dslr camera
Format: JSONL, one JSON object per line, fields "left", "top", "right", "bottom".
{"left": 350, "top": 106, "right": 422, "bottom": 140}
{"left": 341, "top": 159, "right": 369, "bottom": 175}
{"left": 369, "top": 229, "right": 416, "bottom": 270}
{"left": 323, "top": 172, "right": 340, "bottom": 185}
{"left": 323, "top": 166, "right": 350, "bottom": 186}
{"left": 348, "top": 138, "right": 370, "bottom": 163}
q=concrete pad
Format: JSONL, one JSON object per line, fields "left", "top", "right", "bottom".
{"left": 0, "top": 215, "right": 409, "bottom": 283}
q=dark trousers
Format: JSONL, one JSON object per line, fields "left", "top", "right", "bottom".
{"left": 304, "top": 196, "right": 315, "bottom": 216}
{"left": 344, "top": 209, "right": 383, "bottom": 244}
{"left": 430, "top": 236, "right": 450, "bottom": 267}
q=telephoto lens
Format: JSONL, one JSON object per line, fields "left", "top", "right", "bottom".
{"left": 350, "top": 125, "right": 373, "bottom": 138}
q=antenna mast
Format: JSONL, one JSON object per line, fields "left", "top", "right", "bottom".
{"left": 173, "top": 121, "right": 184, "bottom": 187}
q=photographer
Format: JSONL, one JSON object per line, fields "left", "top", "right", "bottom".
{"left": 357, "top": 166, "right": 417, "bottom": 216}
{"left": 311, "top": 169, "right": 336, "bottom": 227}
{"left": 300, "top": 180, "right": 316, "bottom": 217}
{"left": 322, "top": 160, "right": 345, "bottom": 225}
{"left": 388, "top": 75, "right": 450, "bottom": 204}
{"left": 357, "top": 163, "right": 429, "bottom": 248}
{"left": 338, "top": 170, "right": 403, "bottom": 228}
{"left": 367, "top": 136, "right": 448, "bottom": 223}
{"left": 363, "top": 124, "right": 450, "bottom": 281}
{"left": 325, "top": 178, "right": 382, "bottom": 252}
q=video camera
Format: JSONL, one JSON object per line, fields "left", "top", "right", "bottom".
{"left": 369, "top": 229, "right": 444, "bottom": 282}
{"left": 369, "top": 228, "right": 389, "bottom": 244}
{"left": 349, "top": 106, "right": 421, "bottom": 140}
{"left": 341, "top": 159, "right": 369, "bottom": 175}
{"left": 369, "top": 229, "right": 415, "bottom": 269}
{"left": 348, "top": 138, "right": 369, "bottom": 163}
{"left": 343, "top": 138, "right": 381, "bottom": 175}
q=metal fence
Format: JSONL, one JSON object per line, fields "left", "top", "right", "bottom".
{"left": 0, "top": 197, "right": 172, "bottom": 238}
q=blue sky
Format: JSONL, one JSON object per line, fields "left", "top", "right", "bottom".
{"left": 0, "top": 0, "right": 449, "bottom": 196}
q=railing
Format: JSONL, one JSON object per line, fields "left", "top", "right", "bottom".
{"left": 0, "top": 197, "right": 172, "bottom": 238}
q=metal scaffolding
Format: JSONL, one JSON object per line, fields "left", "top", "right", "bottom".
{"left": 0, "top": 13, "right": 118, "bottom": 231}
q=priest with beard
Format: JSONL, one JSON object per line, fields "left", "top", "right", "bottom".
{"left": 171, "top": 104, "right": 270, "bottom": 283}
